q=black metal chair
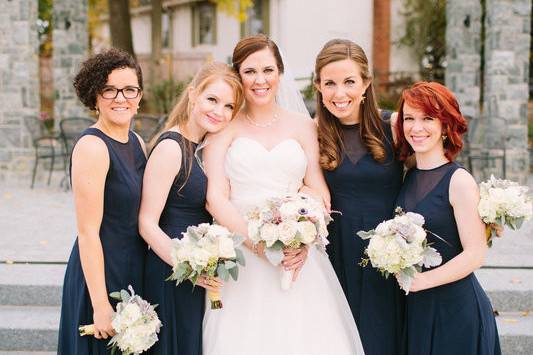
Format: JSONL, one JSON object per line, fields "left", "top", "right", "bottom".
{"left": 23, "top": 116, "right": 65, "bottom": 188}
{"left": 131, "top": 114, "right": 167, "bottom": 143}
{"left": 59, "top": 117, "right": 96, "bottom": 187}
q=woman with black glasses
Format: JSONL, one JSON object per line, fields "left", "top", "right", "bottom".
{"left": 58, "top": 48, "right": 148, "bottom": 355}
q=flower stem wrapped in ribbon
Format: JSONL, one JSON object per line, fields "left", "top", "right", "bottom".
{"left": 167, "top": 223, "right": 245, "bottom": 309}
{"left": 79, "top": 286, "right": 162, "bottom": 355}
{"left": 357, "top": 208, "right": 443, "bottom": 294}
{"left": 478, "top": 175, "right": 532, "bottom": 247}
{"left": 246, "top": 193, "right": 332, "bottom": 290}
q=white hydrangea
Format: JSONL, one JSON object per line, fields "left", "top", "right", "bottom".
{"left": 218, "top": 235, "right": 237, "bottom": 258}
{"left": 358, "top": 209, "right": 442, "bottom": 294}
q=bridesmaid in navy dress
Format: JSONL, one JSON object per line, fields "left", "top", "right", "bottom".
{"left": 138, "top": 62, "right": 243, "bottom": 355}
{"left": 395, "top": 82, "right": 500, "bottom": 354}
{"left": 314, "top": 39, "right": 404, "bottom": 355}
{"left": 58, "top": 49, "right": 147, "bottom": 354}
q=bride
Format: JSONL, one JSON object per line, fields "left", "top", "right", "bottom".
{"left": 202, "top": 34, "right": 364, "bottom": 355}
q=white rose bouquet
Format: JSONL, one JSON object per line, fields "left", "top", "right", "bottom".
{"left": 357, "top": 208, "right": 442, "bottom": 294}
{"left": 478, "top": 175, "right": 532, "bottom": 246}
{"left": 79, "top": 286, "right": 162, "bottom": 355}
{"left": 247, "top": 193, "right": 332, "bottom": 290}
{"left": 167, "top": 223, "right": 245, "bottom": 309}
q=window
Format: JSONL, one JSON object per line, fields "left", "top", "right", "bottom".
{"left": 162, "top": 12, "right": 170, "bottom": 49}
{"left": 192, "top": 2, "right": 217, "bottom": 46}
{"left": 241, "top": 0, "right": 270, "bottom": 37}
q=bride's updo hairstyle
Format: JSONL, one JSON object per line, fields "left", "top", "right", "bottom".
{"left": 395, "top": 81, "right": 467, "bottom": 161}
{"left": 232, "top": 34, "right": 284, "bottom": 75}
{"left": 160, "top": 62, "right": 243, "bottom": 191}
{"left": 315, "top": 39, "right": 387, "bottom": 170}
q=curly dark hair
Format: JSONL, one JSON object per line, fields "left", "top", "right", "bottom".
{"left": 73, "top": 48, "right": 143, "bottom": 110}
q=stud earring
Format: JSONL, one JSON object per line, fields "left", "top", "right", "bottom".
{"left": 442, "top": 135, "right": 447, "bottom": 142}
{"left": 361, "top": 95, "right": 366, "bottom": 105}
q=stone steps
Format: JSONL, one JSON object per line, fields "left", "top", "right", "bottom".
{"left": 0, "top": 264, "right": 64, "bottom": 306}
{"left": 497, "top": 312, "right": 533, "bottom": 355}
{"left": 0, "top": 306, "right": 59, "bottom": 352}
{"left": 0, "top": 352, "right": 56, "bottom": 355}
{"left": 1, "top": 264, "right": 532, "bottom": 353}
{"left": 476, "top": 268, "right": 533, "bottom": 312}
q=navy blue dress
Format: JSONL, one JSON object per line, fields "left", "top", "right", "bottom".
{"left": 143, "top": 131, "right": 211, "bottom": 355}
{"left": 397, "top": 162, "right": 501, "bottom": 355}
{"left": 58, "top": 128, "right": 147, "bottom": 354}
{"left": 324, "top": 119, "right": 404, "bottom": 355}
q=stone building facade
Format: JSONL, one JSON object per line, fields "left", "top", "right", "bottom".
{"left": 0, "top": 0, "right": 39, "bottom": 183}
{"left": 446, "top": 0, "right": 531, "bottom": 183}
{"left": 53, "top": 0, "right": 89, "bottom": 123}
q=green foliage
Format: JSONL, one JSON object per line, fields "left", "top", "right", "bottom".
{"left": 149, "top": 78, "right": 189, "bottom": 114}
{"left": 397, "top": 0, "right": 446, "bottom": 83}
{"left": 210, "top": 0, "right": 254, "bottom": 22}
{"left": 301, "top": 73, "right": 315, "bottom": 101}
{"left": 38, "top": 0, "right": 53, "bottom": 56}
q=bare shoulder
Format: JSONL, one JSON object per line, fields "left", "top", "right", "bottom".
{"left": 72, "top": 134, "right": 108, "bottom": 160}
{"left": 450, "top": 167, "right": 479, "bottom": 202}
{"left": 284, "top": 110, "right": 316, "bottom": 133}
{"left": 205, "top": 116, "right": 242, "bottom": 147}
{"left": 71, "top": 134, "right": 109, "bottom": 179}
{"left": 150, "top": 136, "right": 182, "bottom": 160}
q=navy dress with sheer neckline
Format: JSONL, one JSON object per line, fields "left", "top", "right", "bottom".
{"left": 58, "top": 127, "right": 147, "bottom": 355}
{"left": 143, "top": 131, "right": 211, "bottom": 355}
{"left": 324, "top": 118, "right": 405, "bottom": 355}
{"left": 397, "top": 162, "right": 501, "bottom": 355}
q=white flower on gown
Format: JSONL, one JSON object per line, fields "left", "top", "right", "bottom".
{"left": 202, "top": 137, "right": 365, "bottom": 355}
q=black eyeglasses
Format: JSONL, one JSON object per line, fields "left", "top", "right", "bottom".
{"left": 100, "top": 86, "right": 142, "bottom": 99}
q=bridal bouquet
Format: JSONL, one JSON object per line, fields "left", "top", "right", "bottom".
{"left": 79, "top": 286, "right": 162, "bottom": 354}
{"left": 167, "top": 223, "right": 245, "bottom": 309}
{"left": 478, "top": 175, "right": 532, "bottom": 246}
{"left": 247, "top": 193, "right": 331, "bottom": 290}
{"left": 357, "top": 208, "right": 442, "bottom": 294}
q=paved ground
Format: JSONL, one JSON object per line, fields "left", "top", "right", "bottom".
{"left": 0, "top": 185, "right": 76, "bottom": 263}
{"left": 0, "top": 175, "right": 531, "bottom": 265}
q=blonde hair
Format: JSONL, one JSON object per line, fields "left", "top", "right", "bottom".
{"left": 158, "top": 62, "right": 244, "bottom": 191}
{"left": 315, "top": 39, "right": 387, "bottom": 170}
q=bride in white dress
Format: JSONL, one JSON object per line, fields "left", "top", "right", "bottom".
{"left": 202, "top": 35, "right": 364, "bottom": 355}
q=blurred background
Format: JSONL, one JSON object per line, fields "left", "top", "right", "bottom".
{"left": 1, "top": 0, "right": 532, "bottom": 185}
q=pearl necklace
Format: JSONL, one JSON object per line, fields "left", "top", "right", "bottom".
{"left": 245, "top": 112, "right": 279, "bottom": 128}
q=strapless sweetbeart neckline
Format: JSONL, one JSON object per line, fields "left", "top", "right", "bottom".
{"left": 230, "top": 136, "right": 304, "bottom": 154}
{"left": 224, "top": 135, "right": 308, "bottom": 214}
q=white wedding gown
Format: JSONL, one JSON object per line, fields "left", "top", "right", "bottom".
{"left": 203, "top": 137, "right": 365, "bottom": 355}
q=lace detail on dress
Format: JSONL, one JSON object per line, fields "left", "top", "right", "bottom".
{"left": 403, "top": 162, "right": 454, "bottom": 211}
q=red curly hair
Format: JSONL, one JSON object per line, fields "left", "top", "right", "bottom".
{"left": 395, "top": 81, "right": 467, "bottom": 161}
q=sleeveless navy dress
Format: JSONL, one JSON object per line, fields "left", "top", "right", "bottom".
{"left": 58, "top": 128, "right": 147, "bottom": 354}
{"left": 324, "top": 119, "right": 404, "bottom": 355}
{"left": 396, "top": 162, "right": 501, "bottom": 355}
{"left": 143, "top": 132, "right": 211, "bottom": 355}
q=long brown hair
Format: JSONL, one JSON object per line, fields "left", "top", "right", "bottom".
{"left": 159, "top": 62, "right": 243, "bottom": 191}
{"left": 315, "top": 39, "right": 388, "bottom": 170}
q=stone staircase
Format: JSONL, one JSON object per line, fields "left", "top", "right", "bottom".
{"left": 476, "top": 268, "right": 533, "bottom": 354}
{"left": 0, "top": 263, "right": 63, "bottom": 354}
{"left": 0, "top": 264, "right": 532, "bottom": 353}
